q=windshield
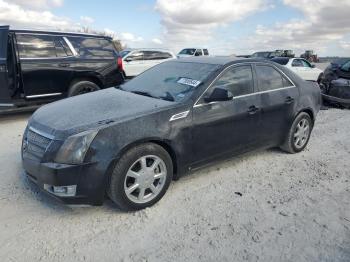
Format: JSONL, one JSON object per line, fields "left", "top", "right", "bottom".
{"left": 120, "top": 50, "right": 131, "bottom": 57}
{"left": 179, "top": 49, "right": 196, "bottom": 55}
{"left": 251, "top": 52, "right": 271, "bottom": 58}
{"left": 119, "top": 61, "right": 220, "bottom": 102}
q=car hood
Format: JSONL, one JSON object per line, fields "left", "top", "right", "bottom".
{"left": 29, "top": 88, "right": 174, "bottom": 139}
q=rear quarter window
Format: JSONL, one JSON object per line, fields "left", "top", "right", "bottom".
{"left": 67, "top": 37, "right": 116, "bottom": 58}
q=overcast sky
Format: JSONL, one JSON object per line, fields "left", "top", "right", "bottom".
{"left": 1, "top": 0, "right": 350, "bottom": 56}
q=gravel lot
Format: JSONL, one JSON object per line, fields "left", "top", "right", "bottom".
{"left": 0, "top": 107, "right": 349, "bottom": 262}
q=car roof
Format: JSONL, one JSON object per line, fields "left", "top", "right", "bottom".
{"left": 123, "top": 48, "right": 173, "bottom": 52}
{"left": 10, "top": 28, "right": 112, "bottom": 39}
{"left": 174, "top": 56, "right": 278, "bottom": 66}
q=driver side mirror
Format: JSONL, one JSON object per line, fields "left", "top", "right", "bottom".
{"left": 204, "top": 87, "right": 233, "bottom": 103}
{"left": 125, "top": 57, "right": 133, "bottom": 62}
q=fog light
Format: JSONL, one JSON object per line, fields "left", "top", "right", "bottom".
{"left": 44, "top": 184, "right": 77, "bottom": 197}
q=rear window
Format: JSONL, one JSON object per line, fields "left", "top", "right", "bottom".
{"left": 203, "top": 49, "right": 209, "bottom": 55}
{"left": 67, "top": 37, "right": 116, "bottom": 58}
{"left": 16, "top": 34, "right": 56, "bottom": 58}
{"left": 143, "top": 51, "right": 173, "bottom": 60}
{"left": 53, "top": 36, "right": 73, "bottom": 57}
{"left": 271, "top": 57, "right": 289, "bottom": 65}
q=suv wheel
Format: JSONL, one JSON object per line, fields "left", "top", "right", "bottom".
{"left": 280, "top": 112, "right": 313, "bottom": 154}
{"left": 108, "top": 143, "right": 173, "bottom": 211}
{"left": 68, "top": 81, "right": 100, "bottom": 97}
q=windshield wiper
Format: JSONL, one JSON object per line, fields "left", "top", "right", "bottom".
{"left": 130, "top": 90, "right": 158, "bottom": 99}
{"left": 159, "top": 92, "right": 175, "bottom": 102}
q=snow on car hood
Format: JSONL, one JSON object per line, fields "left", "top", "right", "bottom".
{"left": 29, "top": 88, "right": 174, "bottom": 138}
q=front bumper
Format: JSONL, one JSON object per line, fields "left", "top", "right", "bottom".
{"left": 22, "top": 157, "right": 104, "bottom": 205}
{"left": 322, "top": 93, "right": 350, "bottom": 106}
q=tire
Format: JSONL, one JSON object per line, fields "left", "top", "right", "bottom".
{"left": 317, "top": 73, "right": 323, "bottom": 84}
{"left": 280, "top": 112, "right": 313, "bottom": 154}
{"left": 68, "top": 81, "right": 100, "bottom": 97}
{"left": 108, "top": 143, "right": 173, "bottom": 211}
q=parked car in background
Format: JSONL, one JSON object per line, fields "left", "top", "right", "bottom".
{"left": 271, "top": 57, "right": 323, "bottom": 82}
{"left": 0, "top": 26, "right": 124, "bottom": 112}
{"left": 22, "top": 57, "right": 321, "bottom": 210}
{"left": 320, "top": 58, "right": 350, "bottom": 107}
{"left": 250, "top": 51, "right": 280, "bottom": 59}
{"left": 120, "top": 48, "right": 175, "bottom": 78}
{"left": 177, "top": 48, "right": 209, "bottom": 58}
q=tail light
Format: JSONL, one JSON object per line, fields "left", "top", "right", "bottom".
{"left": 117, "top": 57, "right": 123, "bottom": 71}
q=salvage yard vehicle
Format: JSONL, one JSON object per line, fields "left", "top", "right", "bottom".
{"left": 301, "top": 50, "right": 319, "bottom": 63}
{"left": 22, "top": 57, "right": 321, "bottom": 210}
{"left": 120, "top": 48, "right": 176, "bottom": 78}
{"left": 0, "top": 26, "right": 124, "bottom": 112}
{"left": 271, "top": 57, "right": 323, "bottom": 82}
{"left": 320, "top": 58, "right": 350, "bottom": 107}
{"left": 177, "top": 48, "right": 209, "bottom": 58}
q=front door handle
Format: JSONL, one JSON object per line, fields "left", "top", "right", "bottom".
{"left": 285, "top": 96, "right": 295, "bottom": 104}
{"left": 59, "top": 63, "right": 70, "bottom": 68}
{"left": 247, "top": 105, "right": 260, "bottom": 115}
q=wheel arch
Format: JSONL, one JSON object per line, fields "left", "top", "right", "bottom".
{"left": 69, "top": 74, "right": 104, "bottom": 90}
{"left": 112, "top": 138, "right": 179, "bottom": 179}
{"left": 296, "top": 107, "right": 315, "bottom": 124}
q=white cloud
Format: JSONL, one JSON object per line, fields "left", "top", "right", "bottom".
{"left": 0, "top": 0, "right": 72, "bottom": 29}
{"left": 121, "top": 32, "right": 143, "bottom": 42}
{"left": 80, "top": 16, "right": 94, "bottom": 24}
{"left": 152, "top": 38, "right": 163, "bottom": 45}
{"left": 10, "top": 0, "right": 63, "bottom": 9}
{"left": 244, "top": 0, "right": 350, "bottom": 56}
{"left": 155, "top": 0, "right": 269, "bottom": 50}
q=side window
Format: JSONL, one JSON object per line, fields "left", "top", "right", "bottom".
{"left": 67, "top": 37, "right": 115, "bottom": 58}
{"left": 301, "top": 59, "right": 312, "bottom": 68}
{"left": 143, "top": 51, "right": 172, "bottom": 60}
{"left": 210, "top": 65, "right": 254, "bottom": 97}
{"left": 292, "top": 59, "right": 303, "bottom": 67}
{"left": 203, "top": 49, "right": 209, "bottom": 56}
{"left": 53, "top": 36, "right": 73, "bottom": 57}
{"left": 194, "top": 49, "right": 202, "bottom": 56}
{"left": 126, "top": 51, "right": 144, "bottom": 61}
{"left": 255, "top": 65, "right": 286, "bottom": 91}
{"left": 340, "top": 61, "right": 350, "bottom": 72}
{"left": 16, "top": 34, "right": 56, "bottom": 58}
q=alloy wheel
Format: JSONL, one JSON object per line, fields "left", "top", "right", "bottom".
{"left": 124, "top": 155, "right": 167, "bottom": 204}
{"left": 293, "top": 118, "right": 310, "bottom": 149}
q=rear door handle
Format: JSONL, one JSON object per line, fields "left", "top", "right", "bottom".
{"left": 59, "top": 63, "right": 70, "bottom": 68}
{"left": 247, "top": 105, "right": 260, "bottom": 115}
{"left": 285, "top": 96, "right": 295, "bottom": 104}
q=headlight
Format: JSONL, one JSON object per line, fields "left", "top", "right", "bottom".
{"left": 54, "top": 130, "right": 98, "bottom": 164}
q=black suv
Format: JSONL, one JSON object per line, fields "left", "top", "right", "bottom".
{"left": 0, "top": 26, "right": 124, "bottom": 111}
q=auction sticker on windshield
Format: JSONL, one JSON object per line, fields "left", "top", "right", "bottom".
{"left": 177, "top": 78, "right": 201, "bottom": 87}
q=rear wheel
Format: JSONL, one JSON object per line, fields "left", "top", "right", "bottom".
{"left": 68, "top": 81, "right": 100, "bottom": 97}
{"left": 280, "top": 112, "right": 313, "bottom": 154}
{"left": 108, "top": 143, "right": 173, "bottom": 211}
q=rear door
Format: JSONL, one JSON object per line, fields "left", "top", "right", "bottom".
{"left": 0, "top": 26, "right": 11, "bottom": 104}
{"left": 254, "top": 64, "right": 299, "bottom": 146}
{"left": 15, "top": 33, "right": 64, "bottom": 98}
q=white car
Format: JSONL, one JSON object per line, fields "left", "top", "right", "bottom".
{"left": 120, "top": 49, "right": 176, "bottom": 77}
{"left": 271, "top": 57, "right": 323, "bottom": 82}
{"left": 177, "top": 48, "right": 209, "bottom": 58}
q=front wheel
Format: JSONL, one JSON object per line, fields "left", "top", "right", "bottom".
{"left": 108, "top": 143, "right": 173, "bottom": 211}
{"left": 280, "top": 112, "right": 313, "bottom": 154}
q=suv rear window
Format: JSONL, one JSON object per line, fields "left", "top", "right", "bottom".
{"left": 67, "top": 37, "right": 115, "bottom": 58}
{"left": 16, "top": 34, "right": 56, "bottom": 58}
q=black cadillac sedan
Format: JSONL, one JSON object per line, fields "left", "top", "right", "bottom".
{"left": 22, "top": 57, "right": 321, "bottom": 210}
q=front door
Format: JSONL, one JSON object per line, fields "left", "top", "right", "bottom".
{"left": 191, "top": 64, "right": 261, "bottom": 165}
